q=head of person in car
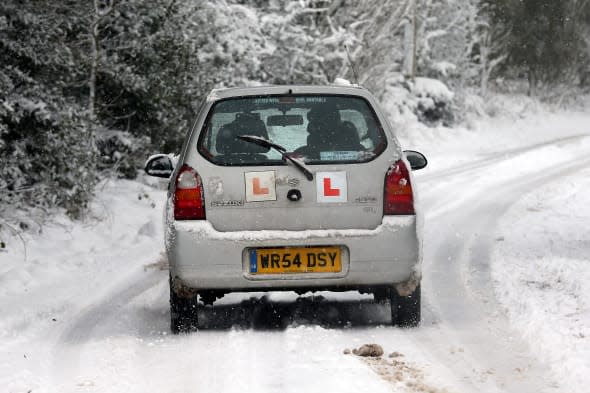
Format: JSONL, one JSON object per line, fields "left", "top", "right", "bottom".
{"left": 304, "top": 106, "right": 362, "bottom": 153}
{"left": 215, "top": 112, "right": 269, "bottom": 164}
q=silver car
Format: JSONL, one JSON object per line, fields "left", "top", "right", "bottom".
{"left": 145, "top": 85, "right": 427, "bottom": 333}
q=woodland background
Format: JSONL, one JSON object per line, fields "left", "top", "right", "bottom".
{"left": 1, "top": 0, "right": 589, "bottom": 219}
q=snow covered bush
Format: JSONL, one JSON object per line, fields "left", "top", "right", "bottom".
{"left": 93, "top": 0, "right": 202, "bottom": 152}
{"left": 411, "top": 77, "right": 455, "bottom": 124}
{"left": 382, "top": 76, "right": 455, "bottom": 126}
{"left": 0, "top": 3, "right": 96, "bottom": 218}
{"left": 96, "top": 130, "right": 150, "bottom": 180}
{"left": 0, "top": 0, "right": 197, "bottom": 217}
{"left": 2, "top": 0, "right": 589, "bottom": 221}
{"left": 0, "top": 93, "right": 96, "bottom": 218}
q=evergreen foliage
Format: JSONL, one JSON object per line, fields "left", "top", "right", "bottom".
{"left": 482, "top": 0, "right": 590, "bottom": 92}
{"left": 0, "top": 1, "right": 95, "bottom": 218}
{"left": 1, "top": 0, "right": 589, "bottom": 218}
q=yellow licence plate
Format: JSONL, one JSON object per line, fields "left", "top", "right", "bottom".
{"left": 249, "top": 246, "right": 342, "bottom": 274}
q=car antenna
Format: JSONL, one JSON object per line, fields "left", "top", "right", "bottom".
{"left": 344, "top": 44, "right": 360, "bottom": 85}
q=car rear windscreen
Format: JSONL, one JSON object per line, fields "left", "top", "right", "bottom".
{"left": 197, "top": 95, "right": 387, "bottom": 165}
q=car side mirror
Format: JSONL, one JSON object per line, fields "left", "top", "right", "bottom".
{"left": 145, "top": 154, "right": 174, "bottom": 178}
{"left": 403, "top": 150, "right": 428, "bottom": 171}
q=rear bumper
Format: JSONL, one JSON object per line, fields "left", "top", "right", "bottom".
{"left": 166, "top": 216, "right": 421, "bottom": 291}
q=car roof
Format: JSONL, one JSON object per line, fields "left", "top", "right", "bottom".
{"left": 206, "top": 84, "right": 374, "bottom": 102}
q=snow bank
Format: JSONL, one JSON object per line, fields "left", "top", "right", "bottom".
{"left": 381, "top": 76, "right": 454, "bottom": 126}
{"left": 395, "top": 105, "right": 590, "bottom": 175}
{"left": 412, "top": 77, "right": 454, "bottom": 103}
{"left": 491, "top": 167, "right": 590, "bottom": 393}
{"left": 0, "top": 179, "right": 166, "bottom": 299}
{"left": 0, "top": 178, "right": 168, "bottom": 391}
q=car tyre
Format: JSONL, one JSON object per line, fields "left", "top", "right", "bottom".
{"left": 390, "top": 285, "right": 421, "bottom": 328}
{"left": 170, "top": 276, "right": 199, "bottom": 334}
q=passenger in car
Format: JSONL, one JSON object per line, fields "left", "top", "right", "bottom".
{"left": 215, "top": 112, "right": 270, "bottom": 164}
{"left": 295, "top": 107, "right": 364, "bottom": 159}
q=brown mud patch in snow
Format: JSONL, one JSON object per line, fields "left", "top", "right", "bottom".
{"left": 352, "top": 348, "right": 452, "bottom": 393}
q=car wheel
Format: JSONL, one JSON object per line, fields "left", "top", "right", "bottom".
{"left": 390, "top": 285, "right": 421, "bottom": 328}
{"left": 169, "top": 276, "right": 199, "bottom": 334}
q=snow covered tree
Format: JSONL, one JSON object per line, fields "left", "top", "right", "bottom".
{"left": 483, "top": 0, "right": 590, "bottom": 95}
{"left": 89, "top": 0, "right": 200, "bottom": 160}
{"left": 3, "top": 0, "right": 590, "bottom": 221}
{"left": 179, "top": 0, "right": 354, "bottom": 87}
{"left": 473, "top": 1, "right": 510, "bottom": 96}
{"left": 327, "top": 0, "right": 410, "bottom": 94}
{"left": 0, "top": 1, "right": 96, "bottom": 218}
{"left": 255, "top": 0, "right": 354, "bottom": 85}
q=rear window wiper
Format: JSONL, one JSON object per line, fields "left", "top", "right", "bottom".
{"left": 237, "top": 135, "right": 314, "bottom": 181}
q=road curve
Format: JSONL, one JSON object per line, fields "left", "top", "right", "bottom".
{"left": 413, "top": 136, "right": 590, "bottom": 392}
{"left": 46, "top": 135, "right": 590, "bottom": 393}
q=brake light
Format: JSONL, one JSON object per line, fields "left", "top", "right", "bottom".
{"left": 174, "top": 164, "right": 205, "bottom": 220}
{"left": 384, "top": 160, "right": 414, "bottom": 215}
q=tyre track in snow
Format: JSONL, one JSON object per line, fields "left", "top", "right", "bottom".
{"left": 48, "top": 263, "right": 396, "bottom": 392}
{"left": 419, "top": 135, "right": 590, "bottom": 221}
{"left": 410, "top": 140, "right": 590, "bottom": 392}
{"left": 419, "top": 134, "right": 589, "bottom": 183}
{"left": 46, "top": 134, "right": 590, "bottom": 393}
{"left": 49, "top": 273, "right": 398, "bottom": 393}
{"left": 49, "top": 266, "right": 166, "bottom": 390}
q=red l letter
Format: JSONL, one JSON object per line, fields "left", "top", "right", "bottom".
{"left": 253, "top": 178, "right": 269, "bottom": 195}
{"left": 323, "top": 178, "right": 340, "bottom": 196}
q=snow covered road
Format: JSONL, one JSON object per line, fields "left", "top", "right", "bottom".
{"left": 2, "top": 115, "right": 590, "bottom": 393}
{"left": 415, "top": 135, "right": 590, "bottom": 392}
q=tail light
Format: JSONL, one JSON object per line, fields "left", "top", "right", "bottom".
{"left": 384, "top": 159, "right": 414, "bottom": 215}
{"left": 174, "top": 164, "right": 205, "bottom": 220}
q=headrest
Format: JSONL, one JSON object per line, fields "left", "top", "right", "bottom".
{"left": 215, "top": 114, "right": 270, "bottom": 155}
{"left": 307, "top": 107, "right": 341, "bottom": 124}
{"left": 307, "top": 120, "right": 361, "bottom": 151}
